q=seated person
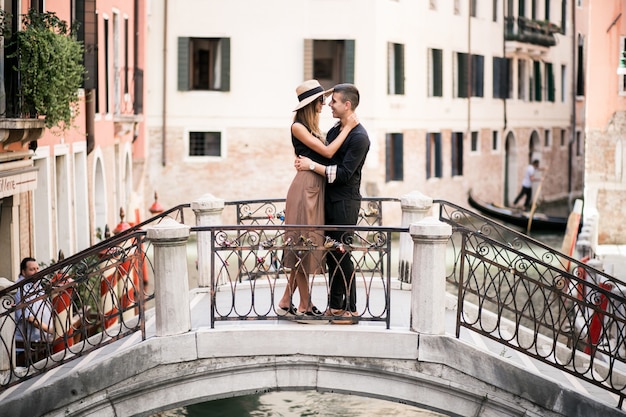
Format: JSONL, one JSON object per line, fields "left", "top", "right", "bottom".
{"left": 15, "top": 257, "right": 53, "bottom": 365}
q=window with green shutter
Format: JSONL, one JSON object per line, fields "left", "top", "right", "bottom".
{"left": 388, "top": 43, "right": 405, "bottom": 95}
{"left": 430, "top": 48, "right": 443, "bottom": 97}
{"left": 385, "top": 133, "right": 404, "bottom": 181}
{"left": 304, "top": 39, "right": 355, "bottom": 89}
{"left": 178, "top": 37, "right": 230, "bottom": 92}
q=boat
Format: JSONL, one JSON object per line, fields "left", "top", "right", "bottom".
{"left": 467, "top": 192, "right": 569, "bottom": 233}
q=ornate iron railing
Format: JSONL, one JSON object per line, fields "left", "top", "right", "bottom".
{"left": 504, "top": 16, "right": 558, "bottom": 47}
{"left": 0, "top": 204, "right": 187, "bottom": 390}
{"left": 225, "top": 197, "right": 400, "bottom": 281}
{"left": 200, "top": 224, "right": 402, "bottom": 328}
{"left": 436, "top": 199, "right": 626, "bottom": 407}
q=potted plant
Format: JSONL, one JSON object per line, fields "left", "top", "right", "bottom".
{"left": 4, "top": 9, "right": 85, "bottom": 130}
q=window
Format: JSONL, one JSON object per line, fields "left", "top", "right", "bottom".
{"left": 426, "top": 133, "right": 443, "bottom": 179}
{"left": 470, "top": 0, "right": 477, "bottom": 17}
{"left": 304, "top": 39, "right": 355, "bottom": 87}
{"left": 560, "top": 129, "right": 566, "bottom": 147}
{"left": 493, "top": 57, "right": 511, "bottom": 99}
{"left": 518, "top": 59, "right": 527, "bottom": 100}
{"left": 451, "top": 132, "right": 464, "bottom": 176}
{"left": 388, "top": 43, "right": 405, "bottom": 95}
{"left": 530, "top": 60, "right": 542, "bottom": 101}
{"left": 576, "top": 35, "right": 585, "bottom": 96}
{"left": 492, "top": 131, "right": 499, "bottom": 151}
{"left": 576, "top": 131, "right": 582, "bottom": 156}
{"left": 429, "top": 48, "right": 443, "bottom": 97}
{"left": 178, "top": 37, "right": 231, "bottom": 91}
{"left": 470, "top": 131, "right": 479, "bottom": 152}
{"left": 456, "top": 53, "right": 484, "bottom": 98}
{"left": 545, "top": 62, "right": 554, "bottom": 102}
{"left": 493, "top": 0, "right": 498, "bottom": 22}
{"left": 545, "top": 0, "right": 551, "bottom": 20}
{"left": 544, "top": 129, "right": 551, "bottom": 148}
{"left": 189, "top": 132, "right": 222, "bottom": 157}
{"left": 385, "top": 133, "right": 404, "bottom": 181}
{"left": 454, "top": 0, "right": 461, "bottom": 15}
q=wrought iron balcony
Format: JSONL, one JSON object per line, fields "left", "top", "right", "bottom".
{"left": 505, "top": 16, "right": 559, "bottom": 48}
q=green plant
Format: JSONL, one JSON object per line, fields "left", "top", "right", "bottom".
{"left": 6, "top": 9, "right": 85, "bottom": 130}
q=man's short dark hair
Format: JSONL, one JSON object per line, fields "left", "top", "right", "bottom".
{"left": 20, "top": 257, "right": 37, "bottom": 273}
{"left": 333, "top": 83, "right": 360, "bottom": 110}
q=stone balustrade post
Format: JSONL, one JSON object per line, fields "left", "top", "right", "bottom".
{"left": 410, "top": 217, "right": 452, "bottom": 334}
{"left": 0, "top": 277, "right": 16, "bottom": 372}
{"left": 191, "top": 194, "right": 225, "bottom": 288}
{"left": 399, "top": 191, "right": 434, "bottom": 283}
{"left": 146, "top": 218, "right": 191, "bottom": 336}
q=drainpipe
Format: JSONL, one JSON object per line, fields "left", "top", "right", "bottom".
{"left": 0, "top": 0, "right": 4, "bottom": 118}
{"left": 569, "top": 0, "right": 577, "bottom": 195}
{"left": 161, "top": 0, "right": 168, "bottom": 167}
{"left": 502, "top": 1, "right": 507, "bottom": 131}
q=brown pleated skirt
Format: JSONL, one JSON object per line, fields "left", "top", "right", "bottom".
{"left": 282, "top": 170, "right": 326, "bottom": 274}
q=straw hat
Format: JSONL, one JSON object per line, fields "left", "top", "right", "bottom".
{"left": 293, "top": 79, "right": 327, "bottom": 111}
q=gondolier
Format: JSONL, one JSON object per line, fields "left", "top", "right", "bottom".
{"left": 513, "top": 160, "right": 542, "bottom": 210}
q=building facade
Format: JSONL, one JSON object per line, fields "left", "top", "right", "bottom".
{"left": 144, "top": 0, "right": 584, "bottom": 226}
{"left": 0, "top": 0, "right": 146, "bottom": 280}
{"left": 583, "top": 0, "right": 626, "bottom": 246}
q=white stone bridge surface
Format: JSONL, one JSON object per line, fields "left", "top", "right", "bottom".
{"left": 1, "top": 283, "right": 624, "bottom": 417}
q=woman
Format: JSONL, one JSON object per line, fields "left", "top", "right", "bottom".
{"left": 277, "top": 80, "right": 358, "bottom": 320}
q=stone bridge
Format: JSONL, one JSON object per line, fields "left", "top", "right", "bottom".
{"left": 1, "top": 210, "right": 625, "bottom": 417}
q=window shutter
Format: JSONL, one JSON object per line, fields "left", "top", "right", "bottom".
{"left": 493, "top": 57, "right": 501, "bottom": 98}
{"left": 220, "top": 38, "right": 231, "bottom": 91}
{"left": 534, "top": 60, "right": 542, "bottom": 101}
{"left": 385, "top": 134, "right": 392, "bottom": 182}
{"left": 395, "top": 43, "right": 405, "bottom": 95}
{"left": 434, "top": 133, "right": 442, "bottom": 178}
{"left": 546, "top": 63, "right": 554, "bottom": 102}
{"left": 457, "top": 52, "right": 468, "bottom": 98}
{"left": 426, "top": 134, "right": 432, "bottom": 179}
{"left": 304, "top": 39, "right": 314, "bottom": 80}
{"left": 472, "top": 55, "right": 484, "bottom": 97}
{"left": 177, "top": 37, "right": 190, "bottom": 91}
{"left": 344, "top": 39, "right": 355, "bottom": 83}
{"left": 393, "top": 134, "right": 404, "bottom": 180}
{"left": 433, "top": 49, "right": 443, "bottom": 97}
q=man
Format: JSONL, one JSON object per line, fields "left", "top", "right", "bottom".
{"left": 15, "top": 257, "right": 53, "bottom": 364}
{"left": 513, "top": 159, "right": 542, "bottom": 210}
{"left": 296, "top": 83, "right": 370, "bottom": 324}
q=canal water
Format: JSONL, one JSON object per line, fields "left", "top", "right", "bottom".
{"left": 151, "top": 390, "right": 446, "bottom": 416}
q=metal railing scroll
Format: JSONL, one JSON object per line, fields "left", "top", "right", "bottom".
{"left": 198, "top": 224, "right": 402, "bottom": 329}
{"left": 224, "top": 197, "right": 400, "bottom": 282}
{"left": 0, "top": 204, "right": 188, "bottom": 390}
{"left": 436, "top": 199, "right": 626, "bottom": 407}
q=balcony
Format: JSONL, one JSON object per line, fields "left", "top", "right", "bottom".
{"left": 505, "top": 16, "right": 559, "bottom": 49}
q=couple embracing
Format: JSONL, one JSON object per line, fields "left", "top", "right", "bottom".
{"left": 276, "top": 80, "right": 370, "bottom": 324}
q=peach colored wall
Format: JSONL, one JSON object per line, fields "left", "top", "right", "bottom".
{"left": 586, "top": 1, "right": 626, "bottom": 129}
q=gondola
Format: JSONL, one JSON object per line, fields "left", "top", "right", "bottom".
{"left": 467, "top": 191, "right": 569, "bottom": 233}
